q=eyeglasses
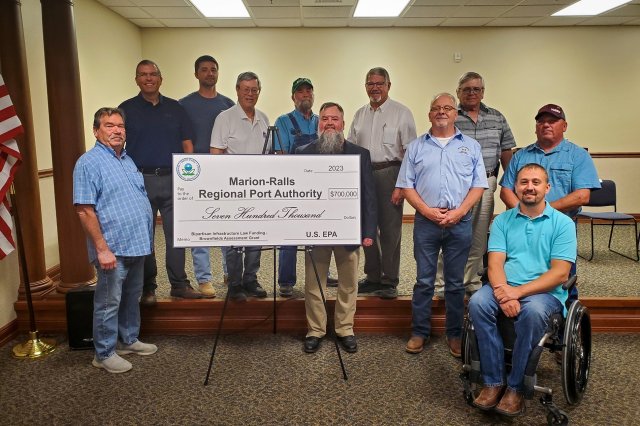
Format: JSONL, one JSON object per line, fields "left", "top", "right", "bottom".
{"left": 460, "top": 87, "right": 484, "bottom": 94}
{"left": 365, "top": 82, "right": 387, "bottom": 89}
{"left": 430, "top": 105, "right": 456, "bottom": 113}
{"left": 240, "top": 88, "right": 260, "bottom": 95}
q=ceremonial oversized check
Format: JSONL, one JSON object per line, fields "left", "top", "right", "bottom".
{"left": 173, "top": 154, "right": 361, "bottom": 247}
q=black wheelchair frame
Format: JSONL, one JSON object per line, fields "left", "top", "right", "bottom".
{"left": 460, "top": 276, "right": 592, "bottom": 425}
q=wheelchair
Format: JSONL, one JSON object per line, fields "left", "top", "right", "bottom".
{"left": 460, "top": 275, "right": 592, "bottom": 425}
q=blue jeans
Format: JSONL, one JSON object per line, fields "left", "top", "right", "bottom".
{"left": 278, "top": 246, "right": 297, "bottom": 286}
{"left": 191, "top": 247, "right": 228, "bottom": 283}
{"left": 93, "top": 256, "right": 145, "bottom": 360}
{"left": 412, "top": 213, "right": 472, "bottom": 339}
{"left": 225, "top": 246, "right": 261, "bottom": 287}
{"left": 468, "top": 284, "right": 563, "bottom": 392}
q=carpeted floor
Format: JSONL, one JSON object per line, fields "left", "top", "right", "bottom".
{"left": 1, "top": 333, "right": 638, "bottom": 425}
{"left": 153, "top": 222, "right": 640, "bottom": 299}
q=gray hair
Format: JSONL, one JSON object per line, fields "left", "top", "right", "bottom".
{"left": 365, "top": 67, "right": 390, "bottom": 84}
{"left": 431, "top": 92, "right": 457, "bottom": 106}
{"left": 236, "top": 71, "right": 261, "bottom": 90}
{"left": 93, "top": 107, "right": 125, "bottom": 129}
{"left": 458, "top": 71, "right": 484, "bottom": 89}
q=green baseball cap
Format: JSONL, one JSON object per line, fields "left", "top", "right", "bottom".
{"left": 291, "top": 77, "right": 313, "bottom": 93}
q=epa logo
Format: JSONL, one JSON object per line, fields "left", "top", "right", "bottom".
{"left": 176, "top": 158, "right": 200, "bottom": 181}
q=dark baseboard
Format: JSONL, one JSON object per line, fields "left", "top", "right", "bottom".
{"left": 0, "top": 319, "right": 18, "bottom": 347}
{"left": 11, "top": 296, "right": 640, "bottom": 339}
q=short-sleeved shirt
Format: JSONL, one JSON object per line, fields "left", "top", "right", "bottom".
{"left": 274, "top": 109, "right": 318, "bottom": 153}
{"left": 73, "top": 141, "right": 153, "bottom": 262}
{"left": 348, "top": 98, "right": 417, "bottom": 163}
{"left": 488, "top": 202, "right": 577, "bottom": 308}
{"left": 179, "top": 92, "right": 235, "bottom": 153}
{"left": 118, "top": 93, "right": 193, "bottom": 168}
{"left": 210, "top": 104, "right": 270, "bottom": 154}
{"left": 396, "top": 129, "right": 488, "bottom": 209}
{"left": 455, "top": 102, "right": 516, "bottom": 173}
{"left": 499, "top": 139, "right": 601, "bottom": 217}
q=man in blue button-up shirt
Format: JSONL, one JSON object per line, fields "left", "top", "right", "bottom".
{"left": 74, "top": 108, "right": 156, "bottom": 374}
{"left": 397, "top": 93, "right": 488, "bottom": 358}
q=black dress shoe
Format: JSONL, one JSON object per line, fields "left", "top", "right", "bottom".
{"left": 228, "top": 285, "right": 247, "bottom": 302}
{"left": 244, "top": 282, "right": 267, "bottom": 298}
{"left": 140, "top": 291, "right": 157, "bottom": 307}
{"left": 357, "top": 278, "right": 382, "bottom": 294}
{"left": 337, "top": 335, "right": 358, "bottom": 353}
{"left": 326, "top": 276, "right": 339, "bottom": 287}
{"left": 376, "top": 285, "right": 398, "bottom": 299}
{"left": 304, "top": 336, "right": 322, "bottom": 353}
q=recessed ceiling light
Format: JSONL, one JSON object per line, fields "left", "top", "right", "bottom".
{"left": 553, "top": 0, "right": 632, "bottom": 16}
{"left": 190, "top": 0, "right": 250, "bottom": 18}
{"left": 353, "top": 0, "right": 411, "bottom": 18}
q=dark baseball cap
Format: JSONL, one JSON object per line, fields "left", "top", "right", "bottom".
{"left": 535, "top": 104, "right": 566, "bottom": 121}
{"left": 292, "top": 77, "right": 313, "bottom": 93}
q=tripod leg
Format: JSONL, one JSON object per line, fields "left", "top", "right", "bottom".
{"left": 204, "top": 274, "right": 232, "bottom": 386}
{"left": 273, "top": 246, "right": 277, "bottom": 334}
{"left": 307, "top": 247, "right": 348, "bottom": 381}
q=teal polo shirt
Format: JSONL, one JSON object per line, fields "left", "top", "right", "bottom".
{"left": 488, "top": 202, "right": 576, "bottom": 308}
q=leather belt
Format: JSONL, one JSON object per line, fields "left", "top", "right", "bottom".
{"left": 139, "top": 167, "right": 172, "bottom": 176}
{"left": 372, "top": 160, "right": 402, "bottom": 171}
{"left": 486, "top": 168, "right": 497, "bottom": 178}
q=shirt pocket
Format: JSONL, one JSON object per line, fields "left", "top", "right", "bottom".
{"left": 382, "top": 126, "right": 398, "bottom": 146}
{"left": 549, "top": 167, "right": 572, "bottom": 192}
{"left": 454, "top": 152, "right": 474, "bottom": 176}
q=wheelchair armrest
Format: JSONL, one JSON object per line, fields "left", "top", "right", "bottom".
{"left": 562, "top": 275, "right": 577, "bottom": 291}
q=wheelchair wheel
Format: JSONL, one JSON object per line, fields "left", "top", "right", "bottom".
{"left": 561, "top": 300, "right": 592, "bottom": 405}
{"left": 547, "top": 410, "right": 569, "bottom": 426}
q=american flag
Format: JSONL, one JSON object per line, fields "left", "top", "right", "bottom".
{"left": 0, "top": 73, "right": 23, "bottom": 259}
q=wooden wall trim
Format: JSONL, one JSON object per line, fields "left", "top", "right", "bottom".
{"left": 0, "top": 319, "right": 18, "bottom": 347}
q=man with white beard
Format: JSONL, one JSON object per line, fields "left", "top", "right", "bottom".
{"left": 296, "top": 102, "right": 377, "bottom": 354}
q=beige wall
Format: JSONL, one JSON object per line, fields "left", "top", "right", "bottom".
{"left": 2, "top": 2, "right": 639, "bottom": 329}
{"left": 0, "top": 0, "right": 141, "bottom": 329}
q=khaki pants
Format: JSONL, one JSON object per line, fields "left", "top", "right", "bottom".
{"left": 304, "top": 246, "right": 359, "bottom": 338}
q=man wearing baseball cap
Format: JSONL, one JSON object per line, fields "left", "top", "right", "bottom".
{"left": 500, "top": 104, "right": 600, "bottom": 218}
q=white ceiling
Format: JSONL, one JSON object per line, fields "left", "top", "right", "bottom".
{"left": 95, "top": 0, "right": 640, "bottom": 28}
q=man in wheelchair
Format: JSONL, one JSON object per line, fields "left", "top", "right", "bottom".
{"left": 467, "top": 163, "right": 576, "bottom": 416}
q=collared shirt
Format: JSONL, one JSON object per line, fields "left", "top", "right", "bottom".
{"left": 73, "top": 141, "right": 153, "bottom": 262}
{"left": 348, "top": 98, "right": 417, "bottom": 163}
{"left": 274, "top": 109, "right": 318, "bottom": 153}
{"left": 179, "top": 92, "right": 235, "bottom": 153}
{"left": 210, "top": 104, "right": 270, "bottom": 154}
{"left": 456, "top": 102, "right": 516, "bottom": 173}
{"left": 396, "top": 129, "right": 488, "bottom": 209}
{"left": 499, "top": 138, "right": 601, "bottom": 217}
{"left": 118, "top": 93, "right": 193, "bottom": 168}
{"left": 488, "top": 201, "right": 577, "bottom": 308}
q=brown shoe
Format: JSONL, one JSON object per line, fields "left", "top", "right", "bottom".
{"left": 446, "top": 336, "right": 462, "bottom": 358}
{"left": 170, "top": 286, "right": 203, "bottom": 299}
{"left": 405, "top": 336, "right": 427, "bottom": 354}
{"left": 198, "top": 282, "right": 216, "bottom": 298}
{"left": 495, "top": 388, "right": 525, "bottom": 416}
{"left": 473, "top": 385, "right": 506, "bottom": 410}
{"left": 140, "top": 291, "right": 157, "bottom": 307}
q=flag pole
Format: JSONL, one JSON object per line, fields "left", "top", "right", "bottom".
{"left": 10, "top": 187, "right": 56, "bottom": 358}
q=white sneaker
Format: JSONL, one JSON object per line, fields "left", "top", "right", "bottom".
{"left": 92, "top": 353, "right": 132, "bottom": 374}
{"left": 116, "top": 340, "right": 158, "bottom": 356}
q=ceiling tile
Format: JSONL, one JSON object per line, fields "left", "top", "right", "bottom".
{"left": 452, "top": 6, "right": 513, "bottom": 17}
{"left": 246, "top": 0, "right": 301, "bottom": 5}
{"left": 129, "top": 18, "right": 164, "bottom": 27}
{"left": 110, "top": 6, "right": 152, "bottom": 18}
{"left": 140, "top": 6, "right": 201, "bottom": 18}
{"left": 485, "top": 16, "right": 541, "bottom": 25}
{"left": 578, "top": 16, "right": 636, "bottom": 25}
{"left": 349, "top": 18, "right": 396, "bottom": 27}
{"left": 603, "top": 4, "right": 640, "bottom": 17}
{"left": 205, "top": 19, "right": 256, "bottom": 28}
{"left": 302, "top": 6, "right": 352, "bottom": 18}
{"left": 404, "top": 6, "right": 462, "bottom": 18}
{"left": 395, "top": 17, "right": 445, "bottom": 26}
{"left": 519, "top": 0, "right": 574, "bottom": 4}
{"left": 158, "top": 18, "right": 210, "bottom": 27}
{"left": 532, "top": 16, "right": 589, "bottom": 26}
{"left": 131, "top": 0, "right": 190, "bottom": 6}
{"left": 440, "top": 17, "right": 494, "bottom": 26}
{"left": 623, "top": 17, "right": 640, "bottom": 24}
{"left": 303, "top": 18, "right": 350, "bottom": 27}
{"left": 251, "top": 6, "right": 301, "bottom": 19}
{"left": 502, "top": 5, "right": 564, "bottom": 17}
{"left": 465, "top": 0, "right": 520, "bottom": 5}
{"left": 254, "top": 18, "right": 302, "bottom": 27}
{"left": 412, "top": 0, "right": 466, "bottom": 5}
{"left": 95, "top": 0, "right": 136, "bottom": 6}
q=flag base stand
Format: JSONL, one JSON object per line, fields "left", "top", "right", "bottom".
{"left": 12, "top": 331, "right": 56, "bottom": 359}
